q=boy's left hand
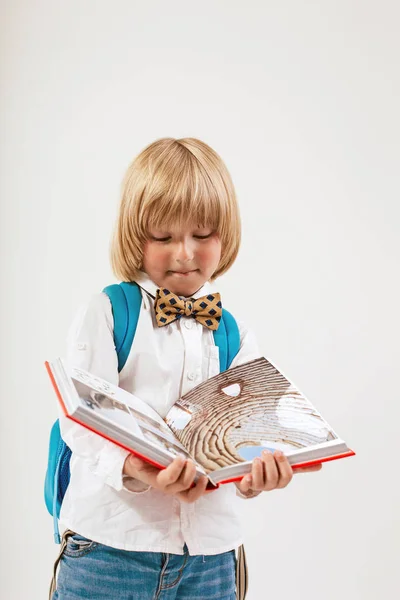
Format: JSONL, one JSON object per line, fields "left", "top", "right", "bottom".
{"left": 236, "top": 450, "right": 322, "bottom": 496}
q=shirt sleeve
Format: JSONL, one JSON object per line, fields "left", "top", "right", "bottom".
{"left": 59, "top": 292, "right": 149, "bottom": 494}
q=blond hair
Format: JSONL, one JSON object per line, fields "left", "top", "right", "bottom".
{"left": 110, "top": 137, "right": 241, "bottom": 282}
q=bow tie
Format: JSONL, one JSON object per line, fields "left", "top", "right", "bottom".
{"left": 154, "top": 288, "right": 222, "bottom": 330}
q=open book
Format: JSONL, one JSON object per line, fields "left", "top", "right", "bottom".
{"left": 45, "top": 357, "right": 355, "bottom": 487}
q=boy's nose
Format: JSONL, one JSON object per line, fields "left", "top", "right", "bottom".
{"left": 175, "top": 240, "right": 194, "bottom": 262}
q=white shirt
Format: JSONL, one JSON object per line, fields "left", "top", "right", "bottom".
{"left": 59, "top": 275, "right": 261, "bottom": 555}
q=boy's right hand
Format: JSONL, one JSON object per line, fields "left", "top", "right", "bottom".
{"left": 123, "top": 454, "right": 210, "bottom": 503}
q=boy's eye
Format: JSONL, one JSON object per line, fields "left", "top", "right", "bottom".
{"left": 193, "top": 233, "right": 213, "bottom": 240}
{"left": 151, "top": 233, "right": 213, "bottom": 242}
{"left": 152, "top": 236, "right": 171, "bottom": 242}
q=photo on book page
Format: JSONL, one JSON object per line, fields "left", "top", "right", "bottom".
{"left": 165, "top": 357, "right": 343, "bottom": 474}
{"left": 137, "top": 424, "right": 194, "bottom": 461}
{"left": 70, "top": 381, "right": 144, "bottom": 434}
{"left": 69, "top": 366, "right": 174, "bottom": 436}
{"left": 68, "top": 364, "right": 195, "bottom": 462}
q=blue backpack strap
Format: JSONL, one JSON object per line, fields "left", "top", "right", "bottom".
{"left": 102, "top": 282, "right": 143, "bottom": 372}
{"left": 45, "top": 420, "right": 72, "bottom": 543}
{"left": 46, "top": 282, "right": 143, "bottom": 543}
{"left": 213, "top": 308, "right": 241, "bottom": 371}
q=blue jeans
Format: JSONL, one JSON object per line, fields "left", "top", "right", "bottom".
{"left": 52, "top": 532, "right": 237, "bottom": 599}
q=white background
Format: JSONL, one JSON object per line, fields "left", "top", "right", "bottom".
{"left": 1, "top": 1, "right": 399, "bottom": 598}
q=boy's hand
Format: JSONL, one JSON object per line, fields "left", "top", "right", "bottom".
{"left": 123, "top": 454, "right": 210, "bottom": 503}
{"left": 236, "top": 450, "right": 322, "bottom": 496}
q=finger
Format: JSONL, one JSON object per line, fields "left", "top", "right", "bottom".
{"left": 179, "top": 475, "right": 208, "bottom": 503}
{"left": 262, "top": 450, "right": 279, "bottom": 491}
{"left": 125, "top": 453, "right": 160, "bottom": 476}
{"left": 274, "top": 451, "right": 293, "bottom": 488}
{"left": 238, "top": 474, "right": 253, "bottom": 493}
{"left": 156, "top": 456, "right": 186, "bottom": 489}
{"left": 295, "top": 464, "right": 322, "bottom": 473}
{"left": 124, "top": 455, "right": 159, "bottom": 484}
{"left": 123, "top": 454, "right": 147, "bottom": 478}
{"left": 252, "top": 458, "right": 265, "bottom": 490}
{"left": 166, "top": 460, "right": 197, "bottom": 493}
{"left": 178, "top": 460, "right": 197, "bottom": 489}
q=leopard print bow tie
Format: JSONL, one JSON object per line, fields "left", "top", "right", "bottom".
{"left": 154, "top": 288, "right": 222, "bottom": 330}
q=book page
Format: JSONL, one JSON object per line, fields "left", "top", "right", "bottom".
{"left": 69, "top": 366, "right": 194, "bottom": 461}
{"left": 165, "top": 357, "right": 338, "bottom": 474}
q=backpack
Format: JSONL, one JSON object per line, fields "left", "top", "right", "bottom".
{"left": 44, "top": 281, "right": 241, "bottom": 544}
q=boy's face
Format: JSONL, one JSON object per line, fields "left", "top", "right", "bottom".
{"left": 142, "top": 223, "right": 222, "bottom": 296}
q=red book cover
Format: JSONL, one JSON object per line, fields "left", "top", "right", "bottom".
{"left": 46, "top": 357, "right": 355, "bottom": 488}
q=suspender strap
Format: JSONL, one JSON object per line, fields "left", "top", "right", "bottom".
{"left": 48, "top": 529, "right": 74, "bottom": 600}
{"left": 236, "top": 543, "right": 248, "bottom": 600}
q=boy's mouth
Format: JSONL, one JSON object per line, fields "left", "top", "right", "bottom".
{"left": 168, "top": 269, "right": 198, "bottom": 277}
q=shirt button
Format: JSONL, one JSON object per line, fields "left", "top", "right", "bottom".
{"left": 184, "top": 319, "right": 194, "bottom": 330}
{"left": 187, "top": 372, "right": 197, "bottom": 381}
{"left": 77, "top": 342, "right": 87, "bottom": 350}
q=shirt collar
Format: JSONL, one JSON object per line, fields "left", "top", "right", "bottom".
{"left": 135, "top": 271, "right": 218, "bottom": 300}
